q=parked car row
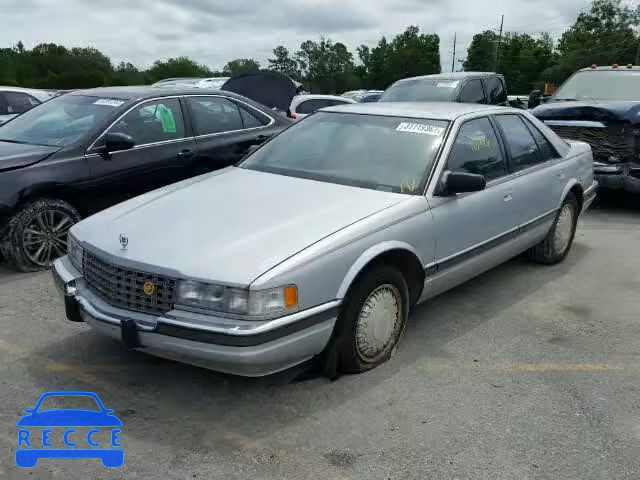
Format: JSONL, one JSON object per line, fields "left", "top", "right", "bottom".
{"left": 0, "top": 68, "right": 606, "bottom": 378}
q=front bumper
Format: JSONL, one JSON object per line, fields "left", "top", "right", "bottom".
{"left": 52, "top": 256, "right": 338, "bottom": 376}
{"left": 594, "top": 162, "right": 640, "bottom": 194}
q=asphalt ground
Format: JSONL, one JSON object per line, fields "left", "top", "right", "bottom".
{"left": 1, "top": 193, "right": 639, "bottom": 479}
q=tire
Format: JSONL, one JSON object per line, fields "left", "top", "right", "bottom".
{"left": 0, "top": 199, "right": 81, "bottom": 272}
{"left": 322, "top": 264, "right": 409, "bottom": 378}
{"left": 527, "top": 193, "right": 578, "bottom": 265}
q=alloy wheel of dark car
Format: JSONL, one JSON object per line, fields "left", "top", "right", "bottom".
{"left": 1, "top": 199, "right": 81, "bottom": 272}
{"left": 22, "top": 209, "right": 74, "bottom": 267}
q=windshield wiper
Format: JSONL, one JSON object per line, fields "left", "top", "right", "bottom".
{"left": 0, "top": 138, "right": 30, "bottom": 144}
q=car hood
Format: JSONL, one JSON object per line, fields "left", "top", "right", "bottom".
{"left": 16, "top": 410, "right": 123, "bottom": 427}
{"left": 73, "top": 168, "right": 409, "bottom": 285}
{"left": 221, "top": 70, "right": 297, "bottom": 112}
{"left": 532, "top": 100, "right": 640, "bottom": 124}
{"left": 0, "top": 140, "right": 61, "bottom": 172}
{"left": 0, "top": 114, "right": 18, "bottom": 125}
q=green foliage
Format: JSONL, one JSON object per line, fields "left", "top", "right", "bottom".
{"left": 146, "top": 57, "right": 213, "bottom": 83}
{"left": 222, "top": 58, "right": 260, "bottom": 77}
{"left": 1, "top": 1, "right": 638, "bottom": 95}
{"left": 267, "top": 46, "right": 300, "bottom": 80}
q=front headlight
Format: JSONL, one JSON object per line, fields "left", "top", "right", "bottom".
{"left": 176, "top": 280, "right": 298, "bottom": 318}
{"left": 67, "top": 235, "right": 83, "bottom": 272}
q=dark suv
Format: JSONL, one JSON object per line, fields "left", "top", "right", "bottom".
{"left": 531, "top": 65, "right": 640, "bottom": 194}
{"left": 379, "top": 72, "right": 509, "bottom": 106}
{"left": 0, "top": 87, "right": 289, "bottom": 271}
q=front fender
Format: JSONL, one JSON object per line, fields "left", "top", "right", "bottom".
{"left": 336, "top": 241, "right": 424, "bottom": 299}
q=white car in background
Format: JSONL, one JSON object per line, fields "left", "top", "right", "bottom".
{"left": 0, "top": 87, "right": 52, "bottom": 125}
{"left": 289, "top": 94, "right": 356, "bottom": 120}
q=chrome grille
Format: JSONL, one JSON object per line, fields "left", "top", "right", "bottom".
{"left": 83, "top": 250, "right": 176, "bottom": 315}
{"left": 548, "top": 123, "right": 639, "bottom": 163}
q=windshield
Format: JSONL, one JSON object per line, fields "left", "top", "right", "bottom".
{"left": 380, "top": 78, "right": 458, "bottom": 102}
{"left": 554, "top": 70, "right": 640, "bottom": 101}
{"left": 240, "top": 112, "right": 448, "bottom": 194}
{"left": 0, "top": 94, "right": 123, "bottom": 147}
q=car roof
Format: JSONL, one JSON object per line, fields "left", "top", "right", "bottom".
{"left": 576, "top": 66, "right": 640, "bottom": 72}
{"left": 393, "top": 72, "right": 500, "bottom": 84}
{"left": 322, "top": 101, "right": 513, "bottom": 120}
{"left": 293, "top": 94, "right": 356, "bottom": 102}
{"left": 67, "top": 86, "right": 257, "bottom": 103}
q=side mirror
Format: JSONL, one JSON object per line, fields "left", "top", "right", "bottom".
{"left": 441, "top": 171, "right": 486, "bottom": 195}
{"left": 104, "top": 132, "right": 135, "bottom": 153}
{"left": 528, "top": 90, "right": 543, "bottom": 109}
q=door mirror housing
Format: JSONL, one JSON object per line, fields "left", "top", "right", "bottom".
{"left": 441, "top": 171, "right": 486, "bottom": 195}
{"left": 528, "top": 90, "right": 543, "bottom": 109}
{"left": 104, "top": 132, "right": 135, "bottom": 153}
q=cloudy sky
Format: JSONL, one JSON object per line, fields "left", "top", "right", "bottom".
{"left": 2, "top": 0, "right": 595, "bottom": 71}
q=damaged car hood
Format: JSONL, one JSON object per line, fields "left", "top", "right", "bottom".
{"left": 533, "top": 100, "right": 640, "bottom": 124}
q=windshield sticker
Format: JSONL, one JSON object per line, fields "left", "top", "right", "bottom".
{"left": 436, "top": 81, "right": 459, "bottom": 88}
{"left": 470, "top": 137, "right": 492, "bottom": 151}
{"left": 93, "top": 99, "right": 125, "bottom": 107}
{"left": 396, "top": 122, "right": 445, "bottom": 136}
{"left": 400, "top": 177, "right": 418, "bottom": 193}
{"left": 157, "top": 104, "right": 177, "bottom": 134}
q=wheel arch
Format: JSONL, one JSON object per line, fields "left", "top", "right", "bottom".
{"left": 559, "top": 179, "right": 583, "bottom": 212}
{"left": 336, "top": 242, "right": 426, "bottom": 307}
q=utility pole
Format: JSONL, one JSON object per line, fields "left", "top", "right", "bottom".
{"left": 451, "top": 33, "right": 457, "bottom": 72}
{"left": 494, "top": 14, "right": 504, "bottom": 72}
{"left": 636, "top": 40, "right": 640, "bottom": 65}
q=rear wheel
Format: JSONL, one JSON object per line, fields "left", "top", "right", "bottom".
{"left": 1, "top": 199, "right": 81, "bottom": 272}
{"left": 322, "top": 264, "right": 409, "bottom": 377}
{"left": 527, "top": 193, "right": 578, "bottom": 265}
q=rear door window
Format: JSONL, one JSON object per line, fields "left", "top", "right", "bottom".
{"left": 483, "top": 77, "right": 507, "bottom": 105}
{"left": 495, "top": 115, "right": 543, "bottom": 170}
{"left": 238, "top": 105, "right": 269, "bottom": 128}
{"left": 187, "top": 96, "right": 244, "bottom": 135}
{"left": 522, "top": 117, "right": 560, "bottom": 162}
{"left": 447, "top": 117, "right": 507, "bottom": 181}
{"left": 296, "top": 99, "right": 330, "bottom": 114}
{"left": 2, "top": 91, "right": 41, "bottom": 114}
{"left": 459, "top": 79, "right": 486, "bottom": 104}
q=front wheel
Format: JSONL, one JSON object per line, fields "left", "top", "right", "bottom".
{"left": 527, "top": 193, "right": 578, "bottom": 265}
{"left": 1, "top": 199, "right": 81, "bottom": 272}
{"left": 322, "top": 264, "right": 409, "bottom": 377}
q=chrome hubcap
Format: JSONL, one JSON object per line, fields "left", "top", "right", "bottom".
{"left": 22, "top": 209, "right": 74, "bottom": 267}
{"left": 355, "top": 284, "right": 402, "bottom": 363}
{"left": 553, "top": 204, "right": 574, "bottom": 253}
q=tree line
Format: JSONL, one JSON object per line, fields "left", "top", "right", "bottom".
{"left": 0, "top": 0, "right": 637, "bottom": 95}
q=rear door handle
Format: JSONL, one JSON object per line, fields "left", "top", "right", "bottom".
{"left": 558, "top": 169, "right": 566, "bottom": 180}
{"left": 254, "top": 135, "right": 270, "bottom": 144}
{"left": 503, "top": 188, "right": 513, "bottom": 202}
{"left": 178, "top": 149, "right": 195, "bottom": 159}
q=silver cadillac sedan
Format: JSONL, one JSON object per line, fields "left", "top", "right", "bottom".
{"left": 53, "top": 102, "right": 597, "bottom": 377}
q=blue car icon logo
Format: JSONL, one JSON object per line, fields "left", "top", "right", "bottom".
{"left": 16, "top": 391, "right": 123, "bottom": 468}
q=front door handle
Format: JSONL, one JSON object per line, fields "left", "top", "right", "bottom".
{"left": 178, "top": 149, "right": 195, "bottom": 159}
{"left": 503, "top": 188, "right": 513, "bottom": 202}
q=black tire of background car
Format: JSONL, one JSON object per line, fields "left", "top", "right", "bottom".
{"left": 526, "top": 192, "right": 578, "bottom": 265}
{"left": 321, "top": 264, "right": 409, "bottom": 379}
{"left": 0, "top": 199, "right": 81, "bottom": 272}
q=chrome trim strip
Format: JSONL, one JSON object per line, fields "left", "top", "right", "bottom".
{"left": 163, "top": 300, "right": 341, "bottom": 336}
{"left": 543, "top": 120, "right": 606, "bottom": 128}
